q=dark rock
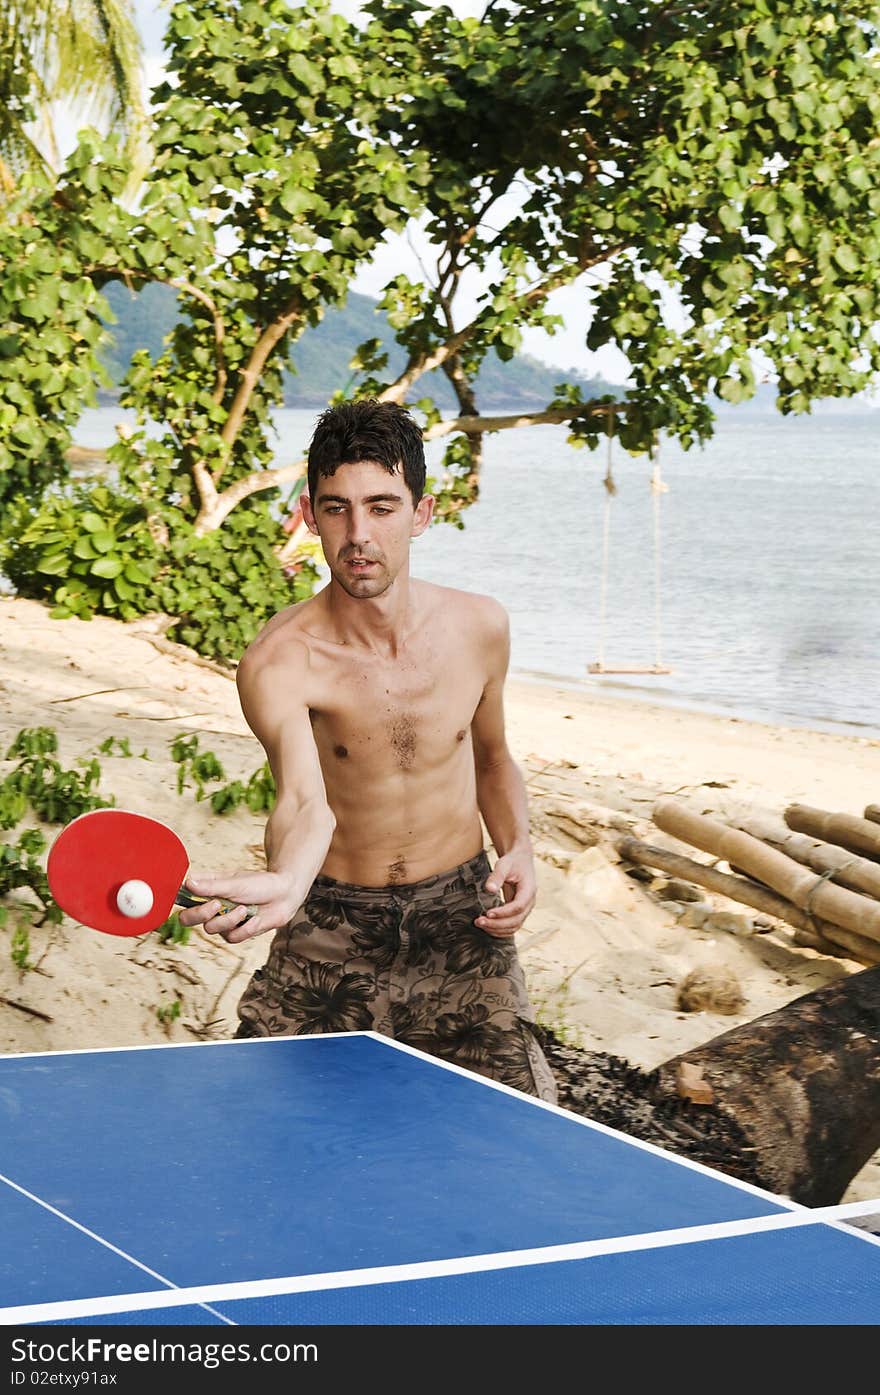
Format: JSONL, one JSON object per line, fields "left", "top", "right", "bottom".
{"left": 621, "top": 863, "right": 655, "bottom": 883}
{"left": 658, "top": 878, "right": 704, "bottom": 902}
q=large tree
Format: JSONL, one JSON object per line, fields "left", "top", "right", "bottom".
{"left": 354, "top": 0, "right": 880, "bottom": 481}
{"left": 1, "top": 0, "right": 879, "bottom": 659}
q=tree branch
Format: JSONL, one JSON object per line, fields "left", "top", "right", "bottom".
{"left": 193, "top": 456, "right": 307, "bottom": 535}
{"left": 189, "top": 456, "right": 220, "bottom": 518}
{"left": 217, "top": 297, "right": 305, "bottom": 467}
{"left": 193, "top": 396, "right": 623, "bottom": 536}
{"left": 378, "top": 324, "right": 474, "bottom": 403}
{"left": 378, "top": 245, "right": 627, "bottom": 403}
{"left": 424, "top": 402, "right": 618, "bottom": 439}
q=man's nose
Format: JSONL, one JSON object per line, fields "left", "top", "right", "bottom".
{"left": 345, "top": 508, "right": 370, "bottom": 546}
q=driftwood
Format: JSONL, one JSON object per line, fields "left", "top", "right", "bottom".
{"left": 785, "top": 803, "right": 880, "bottom": 862}
{"left": 65, "top": 444, "right": 107, "bottom": 467}
{"left": 732, "top": 812, "right": 880, "bottom": 901}
{"left": 0, "top": 994, "right": 54, "bottom": 1023}
{"left": 653, "top": 797, "right": 880, "bottom": 945}
{"left": 865, "top": 804, "right": 880, "bottom": 827}
{"left": 539, "top": 965, "right": 880, "bottom": 1205}
{"left": 654, "top": 965, "right": 880, "bottom": 1206}
{"left": 617, "top": 835, "right": 880, "bottom": 965}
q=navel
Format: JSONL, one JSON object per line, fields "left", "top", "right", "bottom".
{"left": 386, "top": 857, "right": 407, "bottom": 885}
{"left": 333, "top": 744, "right": 349, "bottom": 759}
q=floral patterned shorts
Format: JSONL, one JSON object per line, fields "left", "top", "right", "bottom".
{"left": 235, "top": 849, "right": 558, "bottom": 1103}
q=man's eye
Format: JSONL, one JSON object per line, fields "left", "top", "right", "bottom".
{"left": 373, "top": 507, "right": 391, "bottom": 515}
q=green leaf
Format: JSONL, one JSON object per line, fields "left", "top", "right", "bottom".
{"left": 10, "top": 419, "right": 42, "bottom": 448}
{"left": 279, "top": 182, "right": 316, "bottom": 218}
{"left": 289, "top": 53, "right": 324, "bottom": 94}
{"left": 123, "top": 561, "right": 153, "bottom": 585}
{"left": 112, "top": 574, "right": 136, "bottom": 600}
{"left": 38, "top": 554, "right": 70, "bottom": 576}
{"left": 834, "top": 245, "right": 859, "bottom": 274}
{"left": 90, "top": 558, "right": 123, "bottom": 579}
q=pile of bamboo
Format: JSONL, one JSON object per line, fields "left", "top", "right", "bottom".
{"left": 618, "top": 798, "right": 880, "bottom": 967}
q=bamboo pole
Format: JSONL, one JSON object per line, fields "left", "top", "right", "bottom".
{"left": 652, "top": 797, "right": 880, "bottom": 945}
{"left": 732, "top": 812, "right": 880, "bottom": 901}
{"left": 785, "top": 803, "right": 880, "bottom": 861}
{"left": 789, "top": 922, "right": 880, "bottom": 963}
{"left": 617, "top": 836, "right": 880, "bottom": 965}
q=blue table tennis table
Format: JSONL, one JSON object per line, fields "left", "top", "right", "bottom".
{"left": 1, "top": 1032, "right": 878, "bottom": 1328}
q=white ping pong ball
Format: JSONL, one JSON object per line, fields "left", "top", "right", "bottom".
{"left": 116, "top": 879, "right": 154, "bottom": 919}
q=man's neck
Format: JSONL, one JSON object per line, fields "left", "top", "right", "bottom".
{"left": 323, "top": 574, "right": 420, "bottom": 658}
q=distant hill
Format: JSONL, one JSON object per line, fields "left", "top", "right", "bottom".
{"left": 98, "top": 281, "right": 612, "bottom": 410}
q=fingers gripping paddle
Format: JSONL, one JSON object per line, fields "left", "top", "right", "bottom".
{"left": 46, "top": 809, "right": 242, "bottom": 937}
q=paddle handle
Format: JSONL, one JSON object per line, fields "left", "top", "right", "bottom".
{"left": 174, "top": 887, "right": 247, "bottom": 917}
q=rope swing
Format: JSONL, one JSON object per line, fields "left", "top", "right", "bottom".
{"left": 588, "top": 409, "right": 672, "bottom": 676}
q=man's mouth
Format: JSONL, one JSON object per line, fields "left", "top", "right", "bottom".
{"left": 346, "top": 557, "right": 377, "bottom": 570}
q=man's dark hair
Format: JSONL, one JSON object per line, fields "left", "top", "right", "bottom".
{"left": 306, "top": 399, "right": 426, "bottom": 504}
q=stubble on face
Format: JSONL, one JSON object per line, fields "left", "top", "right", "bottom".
{"left": 332, "top": 544, "right": 392, "bottom": 600}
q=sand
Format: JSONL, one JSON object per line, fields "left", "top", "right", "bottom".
{"left": 1, "top": 593, "right": 878, "bottom": 1203}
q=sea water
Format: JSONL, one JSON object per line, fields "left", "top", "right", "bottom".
{"left": 71, "top": 405, "right": 880, "bottom": 737}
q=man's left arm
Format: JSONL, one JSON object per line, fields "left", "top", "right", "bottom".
{"left": 470, "top": 601, "right": 536, "bottom": 938}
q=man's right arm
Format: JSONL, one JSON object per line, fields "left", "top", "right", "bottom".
{"left": 179, "top": 639, "right": 335, "bottom": 944}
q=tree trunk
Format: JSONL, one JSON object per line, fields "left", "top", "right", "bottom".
{"left": 654, "top": 965, "right": 880, "bottom": 1206}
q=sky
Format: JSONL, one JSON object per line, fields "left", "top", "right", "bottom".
{"left": 130, "top": 0, "right": 629, "bottom": 383}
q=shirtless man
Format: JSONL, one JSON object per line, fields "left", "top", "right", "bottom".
{"left": 180, "top": 399, "right": 557, "bottom": 1102}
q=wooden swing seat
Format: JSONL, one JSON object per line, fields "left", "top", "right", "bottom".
{"left": 588, "top": 662, "right": 672, "bottom": 675}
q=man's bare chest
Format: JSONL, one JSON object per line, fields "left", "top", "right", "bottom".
{"left": 309, "top": 646, "right": 483, "bottom": 772}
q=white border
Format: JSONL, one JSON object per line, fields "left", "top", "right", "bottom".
{"left": 3, "top": 1197, "right": 879, "bottom": 1326}
{"left": 0, "top": 1029, "right": 357, "bottom": 1063}
{"left": 0, "top": 1173, "right": 235, "bottom": 1328}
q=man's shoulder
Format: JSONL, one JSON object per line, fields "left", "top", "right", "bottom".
{"left": 237, "top": 601, "right": 314, "bottom": 683}
{"left": 420, "top": 580, "right": 508, "bottom": 632}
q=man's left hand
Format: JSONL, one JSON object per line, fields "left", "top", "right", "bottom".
{"left": 475, "top": 850, "right": 536, "bottom": 937}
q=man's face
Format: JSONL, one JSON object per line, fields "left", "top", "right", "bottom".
{"left": 301, "top": 460, "right": 434, "bottom": 600}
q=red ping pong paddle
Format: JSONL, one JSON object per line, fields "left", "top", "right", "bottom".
{"left": 46, "top": 808, "right": 244, "bottom": 937}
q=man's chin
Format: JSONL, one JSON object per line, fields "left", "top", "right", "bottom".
{"left": 335, "top": 572, "right": 391, "bottom": 600}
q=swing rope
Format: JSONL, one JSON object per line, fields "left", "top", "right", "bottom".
{"left": 590, "top": 415, "right": 671, "bottom": 676}
{"left": 649, "top": 439, "right": 668, "bottom": 671}
{"left": 595, "top": 408, "right": 617, "bottom": 671}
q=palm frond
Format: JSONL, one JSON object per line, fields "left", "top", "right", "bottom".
{"left": 0, "top": 0, "right": 151, "bottom": 191}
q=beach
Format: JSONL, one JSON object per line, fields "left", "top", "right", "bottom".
{"left": 1, "top": 593, "right": 878, "bottom": 1202}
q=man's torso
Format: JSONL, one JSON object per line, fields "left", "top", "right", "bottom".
{"left": 254, "top": 581, "right": 491, "bottom": 886}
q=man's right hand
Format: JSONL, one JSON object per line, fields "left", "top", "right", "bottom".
{"left": 179, "top": 869, "right": 303, "bottom": 944}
